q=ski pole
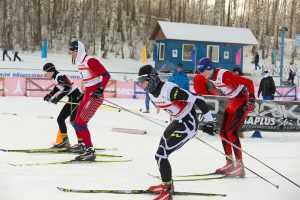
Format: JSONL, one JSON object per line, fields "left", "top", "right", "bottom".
{"left": 195, "top": 136, "right": 279, "bottom": 189}
{"left": 59, "top": 100, "right": 121, "bottom": 112}
{"left": 101, "top": 97, "right": 167, "bottom": 127}
{"left": 101, "top": 98, "right": 169, "bottom": 124}
{"left": 213, "top": 131, "right": 300, "bottom": 189}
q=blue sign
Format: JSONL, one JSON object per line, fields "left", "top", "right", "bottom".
{"left": 296, "top": 34, "right": 300, "bottom": 47}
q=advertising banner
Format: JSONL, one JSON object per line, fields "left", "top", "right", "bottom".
{"left": 196, "top": 95, "right": 300, "bottom": 132}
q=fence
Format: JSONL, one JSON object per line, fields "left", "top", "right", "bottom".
{"left": 261, "top": 64, "right": 299, "bottom": 85}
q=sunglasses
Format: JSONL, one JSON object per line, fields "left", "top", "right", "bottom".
{"left": 136, "top": 74, "right": 149, "bottom": 85}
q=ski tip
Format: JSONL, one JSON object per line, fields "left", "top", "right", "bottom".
{"left": 57, "top": 187, "right": 67, "bottom": 192}
{"left": 7, "top": 163, "right": 18, "bottom": 166}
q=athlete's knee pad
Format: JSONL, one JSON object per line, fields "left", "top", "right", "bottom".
{"left": 72, "top": 123, "right": 87, "bottom": 131}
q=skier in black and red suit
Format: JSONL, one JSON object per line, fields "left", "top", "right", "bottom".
{"left": 194, "top": 57, "right": 255, "bottom": 177}
{"left": 69, "top": 40, "right": 110, "bottom": 161}
{"left": 43, "top": 63, "right": 82, "bottom": 149}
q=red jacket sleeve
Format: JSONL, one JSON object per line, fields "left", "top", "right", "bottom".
{"left": 193, "top": 74, "right": 210, "bottom": 95}
{"left": 222, "top": 71, "right": 255, "bottom": 96}
{"left": 87, "top": 58, "right": 111, "bottom": 88}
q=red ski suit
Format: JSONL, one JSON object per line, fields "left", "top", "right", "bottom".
{"left": 73, "top": 55, "right": 110, "bottom": 147}
{"left": 194, "top": 68, "right": 254, "bottom": 160}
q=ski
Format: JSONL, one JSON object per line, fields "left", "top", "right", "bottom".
{"left": 0, "top": 148, "right": 121, "bottom": 157}
{"left": 148, "top": 172, "right": 219, "bottom": 178}
{"left": 8, "top": 159, "right": 132, "bottom": 166}
{"left": 147, "top": 173, "right": 225, "bottom": 182}
{"left": 175, "top": 172, "right": 219, "bottom": 177}
{"left": 56, "top": 187, "right": 226, "bottom": 197}
{"left": 0, "top": 147, "right": 117, "bottom": 153}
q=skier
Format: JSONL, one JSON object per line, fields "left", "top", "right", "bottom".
{"left": 69, "top": 40, "right": 110, "bottom": 161}
{"left": 194, "top": 57, "right": 255, "bottom": 177}
{"left": 137, "top": 65, "right": 214, "bottom": 200}
{"left": 43, "top": 63, "right": 82, "bottom": 149}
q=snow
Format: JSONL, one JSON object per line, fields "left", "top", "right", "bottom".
{"left": 1, "top": 96, "right": 300, "bottom": 200}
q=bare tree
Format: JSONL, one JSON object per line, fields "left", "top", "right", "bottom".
{"left": 102, "top": 0, "right": 117, "bottom": 58}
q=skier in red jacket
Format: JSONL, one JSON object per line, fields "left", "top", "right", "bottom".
{"left": 194, "top": 57, "right": 255, "bottom": 177}
{"left": 69, "top": 40, "right": 110, "bottom": 161}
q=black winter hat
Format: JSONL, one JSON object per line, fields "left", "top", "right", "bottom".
{"left": 138, "top": 65, "right": 155, "bottom": 76}
{"left": 43, "top": 63, "right": 56, "bottom": 72}
{"left": 232, "top": 67, "right": 243, "bottom": 75}
{"left": 69, "top": 40, "right": 78, "bottom": 52}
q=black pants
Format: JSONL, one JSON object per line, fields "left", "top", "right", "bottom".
{"left": 13, "top": 52, "right": 21, "bottom": 61}
{"left": 155, "top": 109, "right": 199, "bottom": 182}
{"left": 57, "top": 89, "right": 81, "bottom": 135}
{"left": 2, "top": 50, "right": 11, "bottom": 61}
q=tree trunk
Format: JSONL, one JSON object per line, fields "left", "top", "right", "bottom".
{"left": 102, "top": 0, "right": 117, "bottom": 59}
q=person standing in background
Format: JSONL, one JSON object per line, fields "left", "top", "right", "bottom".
{"left": 2, "top": 40, "right": 12, "bottom": 61}
{"left": 13, "top": 42, "right": 22, "bottom": 62}
{"left": 257, "top": 71, "right": 276, "bottom": 100}
{"left": 272, "top": 49, "right": 277, "bottom": 67}
{"left": 254, "top": 52, "right": 261, "bottom": 70}
{"left": 168, "top": 63, "right": 190, "bottom": 91}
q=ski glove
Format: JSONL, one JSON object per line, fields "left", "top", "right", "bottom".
{"left": 244, "top": 94, "right": 255, "bottom": 112}
{"left": 51, "top": 97, "right": 59, "bottom": 104}
{"left": 44, "top": 93, "right": 52, "bottom": 102}
{"left": 90, "top": 87, "right": 104, "bottom": 99}
{"left": 202, "top": 121, "right": 215, "bottom": 136}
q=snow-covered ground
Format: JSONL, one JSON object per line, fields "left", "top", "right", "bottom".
{"left": 0, "top": 97, "right": 300, "bottom": 200}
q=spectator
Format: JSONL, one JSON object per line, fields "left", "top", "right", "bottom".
{"left": 258, "top": 71, "right": 276, "bottom": 100}
{"left": 272, "top": 49, "right": 277, "bottom": 67}
{"left": 2, "top": 41, "right": 12, "bottom": 61}
{"left": 288, "top": 69, "right": 296, "bottom": 86}
{"left": 13, "top": 42, "right": 22, "bottom": 62}
{"left": 168, "top": 63, "right": 190, "bottom": 91}
{"left": 254, "top": 52, "right": 261, "bottom": 70}
{"left": 252, "top": 70, "right": 275, "bottom": 139}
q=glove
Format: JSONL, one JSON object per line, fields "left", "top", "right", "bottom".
{"left": 51, "top": 97, "right": 59, "bottom": 104}
{"left": 44, "top": 93, "right": 52, "bottom": 102}
{"left": 77, "top": 92, "right": 84, "bottom": 102}
{"left": 202, "top": 121, "right": 215, "bottom": 136}
{"left": 244, "top": 94, "right": 255, "bottom": 112}
{"left": 90, "top": 87, "right": 104, "bottom": 99}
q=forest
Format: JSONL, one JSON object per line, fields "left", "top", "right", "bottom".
{"left": 0, "top": 0, "right": 299, "bottom": 62}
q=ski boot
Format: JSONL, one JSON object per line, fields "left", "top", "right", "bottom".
{"left": 227, "top": 159, "right": 245, "bottom": 177}
{"left": 68, "top": 142, "right": 85, "bottom": 154}
{"left": 149, "top": 181, "right": 174, "bottom": 200}
{"left": 51, "top": 137, "right": 70, "bottom": 148}
{"left": 215, "top": 156, "right": 234, "bottom": 174}
{"left": 75, "top": 146, "right": 96, "bottom": 161}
